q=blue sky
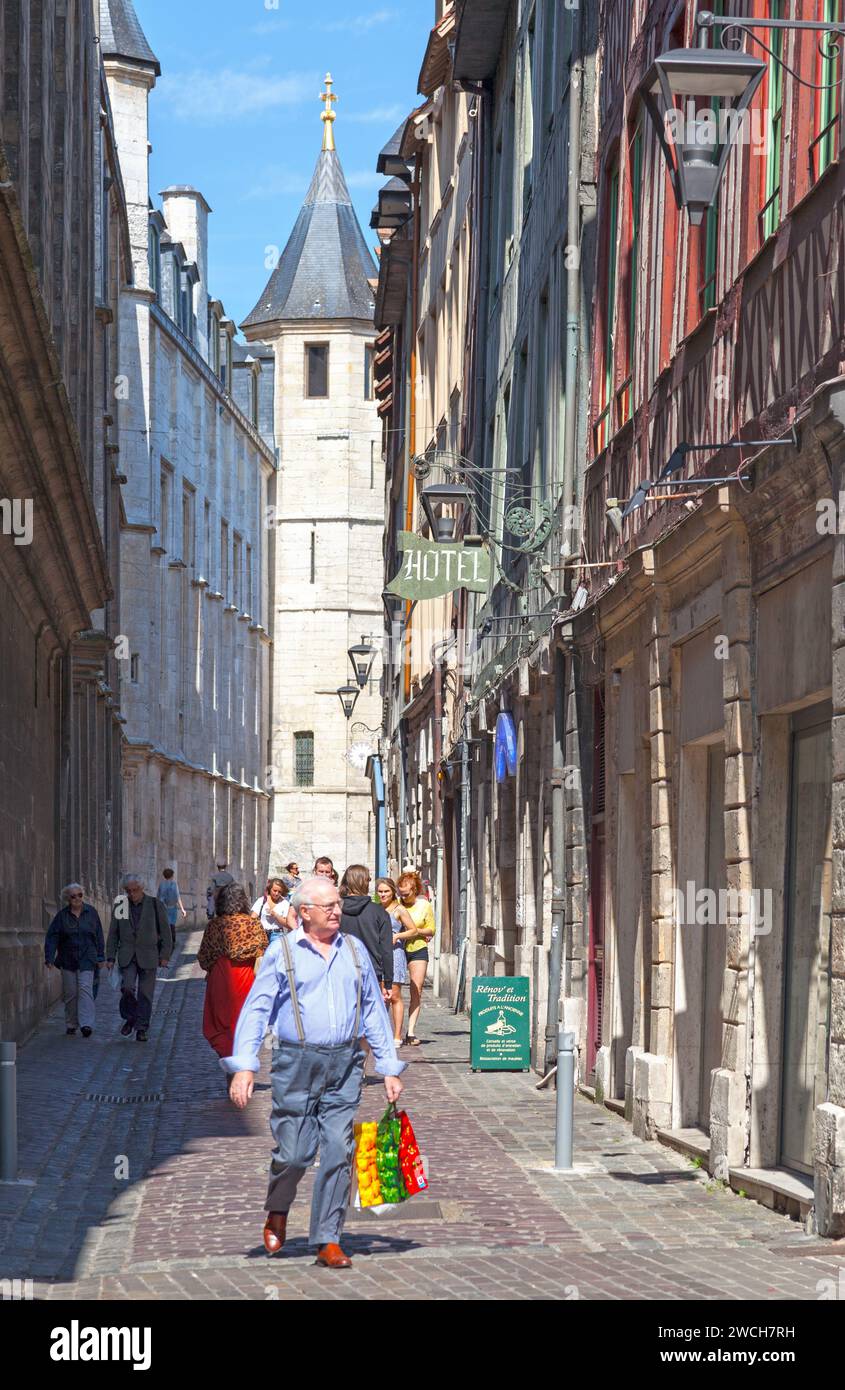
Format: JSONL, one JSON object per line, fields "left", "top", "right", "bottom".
{"left": 139, "top": 0, "right": 430, "bottom": 326}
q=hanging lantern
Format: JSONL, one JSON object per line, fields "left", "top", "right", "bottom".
{"left": 640, "top": 47, "right": 765, "bottom": 225}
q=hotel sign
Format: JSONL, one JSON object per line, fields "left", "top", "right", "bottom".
{"left": 385, "top": 531, "right": 491, "bottom": 601}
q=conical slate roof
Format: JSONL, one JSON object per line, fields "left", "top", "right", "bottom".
{"left": 242, "top": 147, "right": 376, "bottom": 328}
{"left": 99, "top": 0, "right": 160, "bottom": 74}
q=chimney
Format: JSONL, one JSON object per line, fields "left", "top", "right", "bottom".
{"left": 160, "top": 186, "right": 212, "bottom": 359}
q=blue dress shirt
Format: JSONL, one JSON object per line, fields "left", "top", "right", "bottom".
{"left": 221, "top": 926, "right": 407, "bottom": 1078}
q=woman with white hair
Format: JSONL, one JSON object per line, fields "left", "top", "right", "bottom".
{"left": 44, "top": 884, "right": 106, "bottom": 1037}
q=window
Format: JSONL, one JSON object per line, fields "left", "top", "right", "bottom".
{"left": 204, "top": 501, "right": 211, "bottom": 581}
{"left": 246, "top": 544, "right": 253, "bottom": 615}
{"left": 233, "top": 533, "right": 242, "bottom": 607}
{"left": 182, "top": 486, "right": 195, "bottom": 568}
{"left": 160, "top": 469, "right": 170, "bottom": 550}
{"left": 761, "top": 0, "right": 785, "bottom": 240}
{"left": 521, "top": 20, "right": 536, "bottom": 213}
{"left": 364, "top": 343, "right": 375, "bottom": 400}
{"left": 294, "top": 732, "right": 314, "bottom": 787}
{"left": 221, "top": 520, "right": 229, "bottom": 597}
{"left": 130, "top": 654, "right": 140, "bottom": 683}
{"left": 305, "top": 343, "right": 329, "bottom": 398}
{"left": 595, "top": 160, "right": 620, "bottom": 453}
{"left": 813, "top": 0, "right": 843, "bottom": 178}
{"left": 541, "top": 0, "right": 558, "bottom": 135}
{"left": 622, "top": 123, "right": 643, "bottom": 421}
{"left": 310, "top": 529, "right": 316, "bottom": 584}
{"left": 148, "top": 224, "right": 160, "bottom": 300}
{"left": 251, "top": 371, "right": 259, "bottom": 426}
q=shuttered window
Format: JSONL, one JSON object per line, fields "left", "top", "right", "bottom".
{"left": 294, "top": 732, "right": 314, "bottom": 786}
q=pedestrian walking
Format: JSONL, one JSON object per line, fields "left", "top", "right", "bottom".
{"left": 283, "top": 861, "right": 302, "bottom": 894}
{"left": 206, "top": 860, "right": 234, "bottom": 918}
{"left": 339, "top": 864, "right": 393, "bottom": 993}
{"left": 251, "top": 876, "right": 297, "bottom": 934}
{"left": 106, "top": 874, "right": 174, "bottom": 1041}
{"left": 198, "top": 883, "right": 269, "bottom": 1058}
{"left": 396, "top": 871, "right": 435, "bottom": 1046}
{"left": 226, "top": 876, "right": 405, "bottom": 1267}
{"left": 374, "top": 877, "right": 416, "bottom": 1045}
{"left": 157, "top": 867, "right": 186, "bottom": 931}
{"left": 45, "top": 884, "right": 106, "bottom": 1037}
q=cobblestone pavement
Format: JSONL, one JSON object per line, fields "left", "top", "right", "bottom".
{"left": 2, "top": 930, "right": 845, "bottom": 1301}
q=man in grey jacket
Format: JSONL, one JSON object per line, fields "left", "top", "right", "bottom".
{"left": 106, "top": 874, "right": 173, "bottom": 1041}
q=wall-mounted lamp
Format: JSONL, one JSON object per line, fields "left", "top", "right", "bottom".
{"left": 420, "top": 481, "right": 473, "bottom": 542}
{"left": 336, "top": 683, "right": 361, "bottom": 720}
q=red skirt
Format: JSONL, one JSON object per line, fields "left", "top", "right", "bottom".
{"left": 203, "top": 957, "right": 258, "bottom": 1058}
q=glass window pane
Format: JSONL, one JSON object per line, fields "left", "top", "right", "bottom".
{"left": 306, "top": 344, "right": 329, "bottom": 398}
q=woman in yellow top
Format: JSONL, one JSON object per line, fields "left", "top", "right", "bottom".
{"left": 394, "top": 870, "right": 435, "bottom": 1046}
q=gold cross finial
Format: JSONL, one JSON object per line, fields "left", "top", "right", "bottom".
{"left": 320, "top": 72, "right": 338, "bottom": 151}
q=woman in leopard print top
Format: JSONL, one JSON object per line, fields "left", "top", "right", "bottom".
{"left": 198, "top": 883, "right": 269, "bottom": 1057}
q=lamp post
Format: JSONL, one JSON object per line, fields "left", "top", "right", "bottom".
{"left": 420, "top": 480, "right": 472, "bottom": 543}
{"left": 336, "top": 683, "right": 360, "bottom": 720}
{"left": 641, "top": 9, "right": 845, "bottom": 224}
{"left": 347, "top": 635, "right": 377, "bottom": 690}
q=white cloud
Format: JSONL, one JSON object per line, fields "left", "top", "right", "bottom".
{"left": 323, "top": 9, "right": 398, "bottom": 33}
{"left": 156, "top": 68, "right": 318, "bottom": 123}
{"left": 343, "top": 169, "right": 384, "bottom": 189}
{"left": 244, "top": 167, "right": 310, "bottom": 201}
{"left": 348, "top": 104, "right": 406, "bottom": 125}
{"left": 250, "top": 18, "right": 291, "bottom": 34}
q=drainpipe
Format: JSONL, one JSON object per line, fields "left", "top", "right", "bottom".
{"left": 430, "top": 636, "right": 454, "bottom": 996}
{"left": 561, "top": 28, "right": 584, "bottom": 546}
{"left": 544, "top": 645, "right": 567, "bottom": 1074}
{"left": 458, "top": 707, "right": 472, "bottom": 968}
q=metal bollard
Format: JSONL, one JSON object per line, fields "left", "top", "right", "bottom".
{"left": 0, "top": 1041, "right": 17, "bottom": 1182}
{"left": 554, "top": 1028, "right": 575, "bottom": 1171}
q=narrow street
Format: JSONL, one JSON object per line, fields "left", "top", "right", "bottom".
{"left": 3, "top": 930, "right": 844, "bottom": 1303}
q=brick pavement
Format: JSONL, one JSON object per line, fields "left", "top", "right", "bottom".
{"left": 1, "top": 929, "right": 844, "bottom": 1301}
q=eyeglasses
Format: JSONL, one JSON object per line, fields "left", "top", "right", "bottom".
{"left": 302, "top": 901, "right": 342, "bottom": 914}
{"left": 68, "top": 893, "right": 83, "bottom": 900}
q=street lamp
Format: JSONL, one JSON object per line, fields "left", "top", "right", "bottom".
{"left": 640, "top": 47, "right": 765, "bottom": 226}
{"left": 347, "top": 635, "right": 377, "bottom": 689}
{"left": 420, "top": 480, "right": 472, "bottom": 542}
{"left": 641, "top": 8, "right": 845, "bottom": 225}
{"left": 336, "top": 683, "right": 360, "bottom": 720}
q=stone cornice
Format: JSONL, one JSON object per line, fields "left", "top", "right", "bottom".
{"left": 121, "top": 738, "right": 270, "bottom": 797}
{"left": 0, "top": 145, "right": 112, "bottom": 647}
{"left": 150, "top": 303, "right": 274, "bottom": 468}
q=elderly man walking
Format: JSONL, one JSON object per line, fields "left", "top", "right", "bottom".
{"left": 106, "top": 874, "right": 173, "bottom": 1041}
{"left": 226, "top": 875, "right": 406, "bottom": 1269}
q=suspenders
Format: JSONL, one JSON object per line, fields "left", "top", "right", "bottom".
{"left": 278, "top": 932, "right": 363, "bottom": 1045}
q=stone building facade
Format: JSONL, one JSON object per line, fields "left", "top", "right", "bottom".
{"left": 375, "top": 3, "right": 477, "bottom": 990}
{"left": 102, "top": 6, "right": 274, "bottom": 918}
{"left": 0, "top": 0, "right": 131, "bottom": 1038}
{"left": 242, "top": 94, "right": 383, "bottom": 875}
{"left": 566, "top": 0, "right": 845, "bottom": 1234}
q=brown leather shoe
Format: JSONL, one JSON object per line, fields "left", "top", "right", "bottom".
{"left": 315, "top": 1243, "right": 352, "bottom": 1269}
{"left": 263, "top": 1212, "right": 287, "bottom": 1256}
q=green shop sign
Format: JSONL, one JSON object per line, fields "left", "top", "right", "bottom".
{"left": 470, "top": 976, "right": 531, "bottom": 1071}
{"left": 386, "top": 530, "right": 491, "bottom": 601}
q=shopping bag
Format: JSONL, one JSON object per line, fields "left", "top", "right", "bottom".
{"left": 375, "top": 1104, "right": 407, "bottom": 1205}
{"left": 353, "top": 1120, "right": 383, "bottom": 1207}
{"left": 107, "top": 963, "right": 121, "bottom": 992}
{"left": 398, "top": 1107, "right": 428, "bottom": 1196}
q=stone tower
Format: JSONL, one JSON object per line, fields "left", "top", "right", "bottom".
{"left": 242, "top": 77, "right": 384, "bottom": 875}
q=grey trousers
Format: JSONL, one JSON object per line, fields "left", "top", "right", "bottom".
{"left": 119, "top": 960, "right": 157, "bottom": 1030}
{"left": 62, "top": 969, "right": 95, "bottom": 1029}
{"left": 266, "top": 1038, "right": 365, "bottom": 1247}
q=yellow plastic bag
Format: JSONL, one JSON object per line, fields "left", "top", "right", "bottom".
{"left": 353, "top": 1120, "right": 382, "bottom": 1207}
